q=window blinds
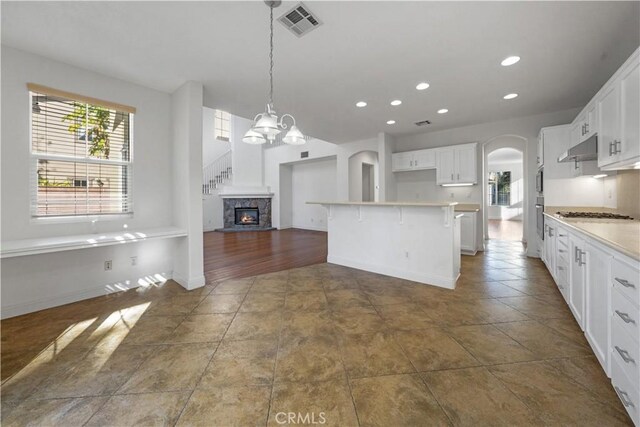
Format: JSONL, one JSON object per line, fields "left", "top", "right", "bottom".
{"left": 29, "top": 84, "right": 134, "bottom": 217}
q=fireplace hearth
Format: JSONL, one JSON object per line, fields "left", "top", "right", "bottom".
{"left": 235, "top": 208, "right": 259, "bottom": 225}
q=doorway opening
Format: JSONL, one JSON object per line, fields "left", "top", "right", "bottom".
{"left": 486, "top": 147, "right": 523, "bottom": 241}
{"left": 362, "top": 163, "right": 374, "bottom": 202}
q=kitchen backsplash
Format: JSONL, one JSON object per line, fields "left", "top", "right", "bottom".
{"left": 616, "top": 169, "right": 640, "bottom": 219}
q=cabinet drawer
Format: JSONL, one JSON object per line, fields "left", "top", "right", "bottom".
{"left": 613, "top": 287, "right": 640, "bottom": 343}
{"left": 612, "top": 258, "right": 640, "bottom": 307}
{"left": 612, "top": 314, "right": 640, "bottom": 383}
{"left": 556, "top": 228, "right": 569, "bottom": 248}
{"left": 612, "top": 353, "right": 639, "bottom": 425}
{"left": 556, "top": 258, "right": 569, "bottom": 288}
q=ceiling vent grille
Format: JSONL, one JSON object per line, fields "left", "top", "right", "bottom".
{"left": 278, "top": 2, "right": 322, "bottom": 37}
{"left": 415, "top": 120, "right": 432, "bottom": 127}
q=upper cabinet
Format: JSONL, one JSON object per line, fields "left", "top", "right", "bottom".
{"left": 436, "top": 143, "right": 477, "bottom": 185}
{"left": 537, "top": 131, "right": 544, "bottom": 168}
{"left": 573, "top": 47, "right": 640, "bottom": 171}
{"left": 391, "top": 148, "right": 436, "bottom": 172}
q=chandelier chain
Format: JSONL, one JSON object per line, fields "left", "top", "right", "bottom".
{"left": 269, "top": 5, "right": 274, "bottom": 106}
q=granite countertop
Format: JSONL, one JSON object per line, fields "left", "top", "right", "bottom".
{"left": 544, "top": 212, "right": 640, "bottom": 261}
{"left": 307, "top": 201, "right": 458, "bottom": 207}
{"left": 455, "top": 204, "right": 480, "bottom": 212}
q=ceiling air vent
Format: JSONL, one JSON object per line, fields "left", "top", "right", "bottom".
{"left": 278, "top": 2, "right": 322, "bottom": 38}
{"left": 415, "top": 120, "right": 432, "bottom": 127}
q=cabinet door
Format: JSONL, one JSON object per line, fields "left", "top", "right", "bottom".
{"left": 413, "top": 149, "right": 436, "bottom": 170}
{"left": 569, "top": 235, "right": 586, "bottom": 329}
{"left": 620, "top": 60, "right": 640, "bottom": 164}
{"left": 598, "top": 83, "right": 621, "bottom": 167}
{"left": 571, "top": 122, "right": 582, "bottom": 149}
{"left": 584, "top": 242, "right": 611, "bottom": 373}
{"left": 537, "top": 133, "right": 544, "bottom": 168}
{"left": 459, "top": 213, "right": 475, "bottom": 252}
{"left": 586, "top": 104, "right": 598, "bottom": 139}
{"left": 436, "top": 148, "right": 455, "bottom": 184}
{"left": 455, "top": 145, "right": 477, "bottom": 184}
{"left": 392, "top": 152, "right": 412, "bottom": 172}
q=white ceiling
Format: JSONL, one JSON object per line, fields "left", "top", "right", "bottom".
{"left": 488, "top": 147, "right": 523, "bottom": 164}
{"left": 2, "top": 1, "right": 639, "bottom": 143}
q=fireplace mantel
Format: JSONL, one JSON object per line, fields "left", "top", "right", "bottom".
{"left": 219, "top": 186, "right": 273, "bottom": 199}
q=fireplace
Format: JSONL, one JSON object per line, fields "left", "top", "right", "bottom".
{"left": 235, "top": 207, "right": 259, "bottom": 225}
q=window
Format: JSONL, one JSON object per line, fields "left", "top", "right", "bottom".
{"left": 29, "top": 84, "right": 134, "bottom": 217}
{"left": 488, "top": 171, "right": 511, "bottom": 206}
{"left": 213, "top": 109, "right": 230, "bottom": 141}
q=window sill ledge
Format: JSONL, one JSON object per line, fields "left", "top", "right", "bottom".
{"left": 0, "top": 226, "right": 187, "bottom": 259}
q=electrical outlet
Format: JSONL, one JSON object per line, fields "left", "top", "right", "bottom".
{"left": 131, "top": 256, "right": 137, "bottom": 266}
{"left": 104, "top": 260, "right": 112, "bottom": 271}
{"left": 405, "top": 251, "right": 409, "bottom": 258}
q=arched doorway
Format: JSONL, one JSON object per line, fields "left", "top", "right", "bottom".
{"left": 482, "top": 135, "right": 528, "bottom": 244}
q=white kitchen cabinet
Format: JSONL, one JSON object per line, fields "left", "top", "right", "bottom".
{"left": 599, "top": 82, "right": 621, "bottom": 168}
{"left": 436, "top": 143, "right": 477, "bottom": 185}
{"left": 392, "top": 149, "right": 436, "bottom": 172}
{"left": 571, "top": 121, "right": 582, "bottom": 151}
{"left": 569, "top": 234, "right": 586, "bottom": 329}
{"left": 619, "top": 59, "right": 640, "bottom": 167}
{"left": 459, "top": 212, "right": 477, "bottom": 255}
{"left": 543, "top": 221, "right": 557, "bottom": 281}
{"left": 590, "top": 48, "right": 640, "bottom": 170}
{"left": 571, "top": 159, "right": 601, "bottom": 178}
{"left": 584, "top": 242, "right": 611, "bottom": 372}
{"left": 541, "top": 125, "right": 572, "bottom": 180}
{"left": 436, "top": 148, "right": 456, "bottom": 184}
{"left": 537, "top": 131, "right": 544, "bottom": 168}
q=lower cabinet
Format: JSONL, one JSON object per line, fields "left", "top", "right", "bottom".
{"left": 584, "top": 242, "right": 611, "bottom": 371}
{"left": 569, "top": 234, "right": 586, "bottom": 329}
{"left": 459, "top": 212, "right": 477, "bottom": 255}
{"left": 542, "top": 214, "right": 640, "bottom": 425}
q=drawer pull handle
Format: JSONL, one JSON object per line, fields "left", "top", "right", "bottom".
{"left": 615, "top": 346, "right": 636, "bottom": 364}
{"left": 559, "top": 249, "right": 566, "bottom": 253}
{"left": 558, "top": 266, "right": 565, "bottom": 271}
{"left": 615, "top": 387, "right": 635, "bottom": 408}
{"left": 615, "top": 278, "right": 636, "bottom": 289}
{"left": 559, "top": 233, "right": 567, "bottom": 237}
{"left": 615, "top": 310, "right": 636, "bottom": 324}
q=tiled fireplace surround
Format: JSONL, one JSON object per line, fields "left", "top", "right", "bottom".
{"left": 219, "top": 197, "right": 274, "bottom": 231}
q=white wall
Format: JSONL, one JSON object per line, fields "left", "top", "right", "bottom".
{"left": 291, "top": 158, "right": 337, "bottom": 231}
{"left": 230, "top": 114, "right": 263, "bottom": 187}
{"left": 394, "top": 107, "right": 580, "bottom": 256}
{"left": 487, "top": 160, "right": 524, "bottom": 220}
{"left": 263, "top": 136, "right": 380, "bottom": 229}
{"left": 348, "top": 151, "right": 379, "bottom": 202}
{"left": 1, "top": 47, "right": 183, "bottom": 317}
{"left": 202, "top": 107, "right": 230, "bottom": 167}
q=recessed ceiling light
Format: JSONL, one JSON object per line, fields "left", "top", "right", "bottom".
{"left": 386, "top": 120, "right": 396, "bottom": 125}
{"left": 501, "top": 56, "right": 521, "bottom": 66}
{"left": 503, "top": 93, "right": 518, "bottom": 100}
{"left": 416, "top": 82, "right": 430, "bottom": 91}
{"left": 356, "top": 101, "right": 367, "bottom": 108}
{"left": 390, "top": 100, "right": 402, "bottom": 106}
{"left": 437, "top": 108, "right": 449, "bottom": 114}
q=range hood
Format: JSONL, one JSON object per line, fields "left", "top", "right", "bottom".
{"left": 558, "top": 133, "right": 598, "bottom": 163}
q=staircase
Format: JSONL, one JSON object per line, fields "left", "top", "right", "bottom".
{"left": 203, "top": 150, "right": 232, "bottom": 195}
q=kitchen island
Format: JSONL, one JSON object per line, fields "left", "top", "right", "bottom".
{"left": 307, "top": 201, "right": 461, "bottom": 289}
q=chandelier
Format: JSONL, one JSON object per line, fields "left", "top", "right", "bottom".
{"left": 243, "top": 0, "right": 306, "bottom": 145}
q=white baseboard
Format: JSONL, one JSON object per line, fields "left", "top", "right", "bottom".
{"left": 327, "top": 255, "right": 456, "bottom": 289}
{"left": 173, "top": 273, "right": 206, "bottom": 290}
{"left": 1, "top": 271, "right": 174, "bottom": 319}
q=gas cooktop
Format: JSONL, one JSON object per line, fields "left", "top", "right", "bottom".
{"left": 556, "top": 211, "right": 634, "bottom": 220}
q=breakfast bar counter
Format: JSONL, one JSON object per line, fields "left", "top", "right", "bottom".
{"left": 308, "top": 201, "right": 462, "bottom": 289}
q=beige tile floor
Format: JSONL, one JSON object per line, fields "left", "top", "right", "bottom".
{"left": 1, "top": 240, "right": 632, "bottom": 426}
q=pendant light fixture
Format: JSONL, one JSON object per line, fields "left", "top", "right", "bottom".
{"left": 243, "top": 0, "right": 306, "bottom": 145}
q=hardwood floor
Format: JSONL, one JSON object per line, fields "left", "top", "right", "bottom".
{"left": 203, "top": 228, "right": 327, "bottom": 283}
